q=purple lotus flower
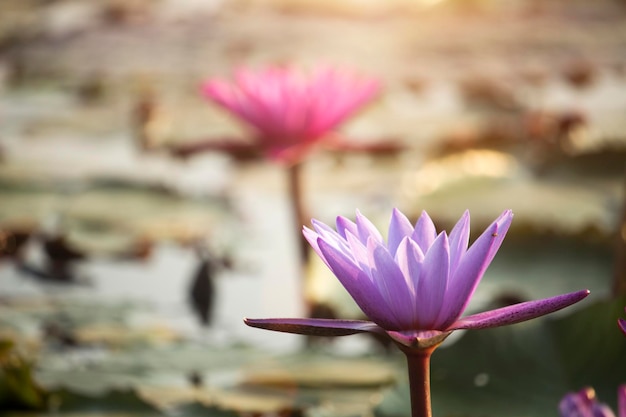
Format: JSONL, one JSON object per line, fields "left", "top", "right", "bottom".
{"left": 246, "top": 209, "right": 589, "bottom": 348}
{"left": 201, "top": 66, "right": 379, "bottom": 165}
{"left": 245, "top": 208, "right": 589, "bottom": 417}
{"left": 560, "top": 386, "right": 626, "bottom": 417}
{"left": 619, "top": 307, "right": 626, "bottom": 336}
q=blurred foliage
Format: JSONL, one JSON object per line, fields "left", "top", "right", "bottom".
{"left": 0, "top": 338, "right": 48, "bottom": 410}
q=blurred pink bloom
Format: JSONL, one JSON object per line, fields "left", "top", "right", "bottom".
{"left": 619, "top": 307, "right": 626, "bottom": 336}
{"left": 201, "top": 66, "right": 380, "bottom": 165}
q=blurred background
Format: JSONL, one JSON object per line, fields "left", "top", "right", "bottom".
{"left": 1, "top": 0, "right": 626, "bottom": 416}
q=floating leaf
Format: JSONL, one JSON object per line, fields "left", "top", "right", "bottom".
{"left": 51, "top": 388, "right": 160, "bottom": 413}
{"left": 73, "top": 323, "right": 182, "bottom": 347}
{"left": 403, "top": 175, "right": 618, "bottom": 239}
{"left": 243, "top": 354, "right": 396, "bottom": 388}
{"left": 172, "top": 402, "right": 243, "bottom": 417}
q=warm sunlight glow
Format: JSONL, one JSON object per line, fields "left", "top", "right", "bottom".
{"left": 402, "top": 149, "right": 518, "bottom": 197}
{"left": 417, "top": 0, "right": 446, "bottom": 6}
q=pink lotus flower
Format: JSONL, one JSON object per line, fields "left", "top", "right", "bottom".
{"left": 560, "top": 386, "right": 626, "bottom": 417}
{"left": 201, "top": 66, "right": 379, "bottom": 165}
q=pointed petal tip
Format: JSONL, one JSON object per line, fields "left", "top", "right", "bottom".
{"left": 243, "top": 317, "right": 384, "bottom": 337}
{"left": 419, "top": 210, "right": 432, "bottom": 221}
{"left": 562, "top": 288, "right": 590, "bottom": 299}
{"left": 243, "top": 317, "right": 258, "bottom": 327}
{"left": 495, "top": 209, "right": 514, "bottom": 227}
{"left": 302, "top": 224, "right": 316, "bottom": 235}
{"left": 618, "top": 316, "right": 626, "bottom": 336}
{"left": 498, "top": 208, "right": 513, "bottom": 217}
{"left": 494, "top": 210, "right": 514, "bottom": 230}
{"left": 199, "top": 80, "right": 220, "bottom": 97}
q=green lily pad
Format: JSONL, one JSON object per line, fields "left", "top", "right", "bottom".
{"left": 375, "top": 296, "right": 626, "bottom": 417}
{"left": 50, "top": 389, "right": 160, "bottom": 414}
{"left": 171, "top": 402, "right": 243, "bottom": 417}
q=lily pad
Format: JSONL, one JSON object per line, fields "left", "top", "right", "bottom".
{"left": 400, "top": 173, "right": 619, "bottom": 240}
{"left": 243, "top": 354, "right": 396, "bottom": 388}
{"left": 375, "top": 296, "right": 626, "bottom": 417}
{"left": 73, "top": 323, "right": 182, "bottom": 347}
{"left": 50, "top": 388, "right": 161, "bottom": 414}
{"left": 35, "top": 342, "right": 265, "bottom": 394}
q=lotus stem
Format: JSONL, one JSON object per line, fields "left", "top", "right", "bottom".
{"left": 287, "top": 162, "right": 310, "bottom": 266}
{"left": 613, "top": 166, "right": 626, "bottom": 296}
{"left": 403, "top": 346, "right": 436, "bottom": 417}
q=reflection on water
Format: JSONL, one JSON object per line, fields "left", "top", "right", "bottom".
{"left": 0, "top": 191, "right": 305, "bottom": 353}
